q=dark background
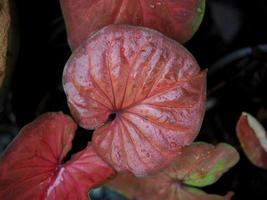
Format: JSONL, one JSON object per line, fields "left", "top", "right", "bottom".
{"left": 1, "top": 0, "right": 267, "bottom": 199}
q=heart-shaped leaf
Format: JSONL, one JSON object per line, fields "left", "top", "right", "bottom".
{"left": 0, "top": 112, "right": 115, "bottom": 200}
{"left": 63, "top": 25, "right": 206, "bottom": 176}
{"left": 236, "top": 112, "right": 267, "bottom": 169}
{"left": 107, "top": 142, "right": 238, "bottom": 200}
{"left": 60, "top": 0, "right": 206, "bottom": 50}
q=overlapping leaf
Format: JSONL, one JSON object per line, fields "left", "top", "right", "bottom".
{"left": 60, "top": 0, "right": 206, "bottom": 50}
{"left": 0, "top": 112, "right": 115, "bottom": 200}
{"left": 236, "top": 112, "right": 267, "bottom": 169}
{"left": 108, "top": 142, "right": 239, "bottom": 200}
{"left": 63, "top": 25, "right": 206, "bottom": 176}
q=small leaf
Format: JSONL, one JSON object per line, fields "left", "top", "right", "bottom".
{"left": 177, "top": 142, "right": 240, "bottom": 187}
{"left": 63, "top": 25, "right": 206, "bottom": 176}
{"left": 108, "top": 142, "right": 237, "bottom": 200}
{"left": 60, "top": 0, "right": 206, "bottom": 50}
{"left": 236, "top": 112, "right": 267, "bottom": 169}
{"left": 0, "top": 112, "right": 115, "bottom": 200}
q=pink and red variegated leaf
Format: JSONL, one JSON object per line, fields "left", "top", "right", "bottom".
{"left": 63, "top": 25, "right": 206, "bottom": 176}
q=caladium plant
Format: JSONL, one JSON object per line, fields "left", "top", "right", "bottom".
{"left": 0, "top": 0, "right": 244, "bottom": 198}
{"left": 236, "top": 112, "right": 267, "bottom": 169}
{"left": 107, "top": 142, "right": 239, "bottom": 200}
{"left": 63, "top": 25, "right": 206, "bottom": 176}
{"left": 0, "top": 112, "right": 115, "bottom": 200}
{"left": 60, "top": 0, "right": 206, "bottom": 50}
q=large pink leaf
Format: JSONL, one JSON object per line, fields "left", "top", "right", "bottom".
{"left": 63, "top": 25, "right": 206, "bottom": 176}
{"left": 0, "top": 112, "right": 115, "bottom": 200}
{"left": 60, "top": 0, "right": 206, "bottom": 50}
{"left": 236, "top": 112, "right": 267, "bottom": 169}
{"left": 108, "top": 142, "right": 238, "bottom": 200}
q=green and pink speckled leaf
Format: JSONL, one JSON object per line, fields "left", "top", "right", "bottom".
{"left": 236, "top": 112, "right": 267, "bottom": 169}
{"left": 174, "top": 142, "right": 239, "bottom": 187}
{"left": 107, "top": 142, "right": 238, "bottom": 200}
{"left": 60, "top": 0, "right": 206, "bottom": 50}
{"left": 0, "top": 112, "right": 115, "bottom": 200}
{"left": 63, "top": 25, "right": 206, "bottom": 176}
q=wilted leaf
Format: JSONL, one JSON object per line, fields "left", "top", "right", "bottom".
{"left": 60, "top": 0, "right": 206, "bottom": 50}
{"left": 108, "top": 142, "right": 238, "bottom": 200}
{"left": 0, "top": 112, "right": 115, "bottom": 200}
{"left": 236, "top": 112, "right": 267, "bottom": 169}
{"left": 0, "top": 0, "right": 10, "bottom": 87}
{"left": 63, "top": 25, "right": 206, "bottom": 176}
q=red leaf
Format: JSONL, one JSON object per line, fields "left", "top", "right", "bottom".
{"left": 60, "top": 0, "right": 206, "bottom": 50}
{"left": 63, "top": 25, "right": 206, "bottom": 176}
{"left": 0, "top": 112, "right": 115, "bottom": 200}
{"left": 236, "top": 112, "right": 267, "bottom": 169}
